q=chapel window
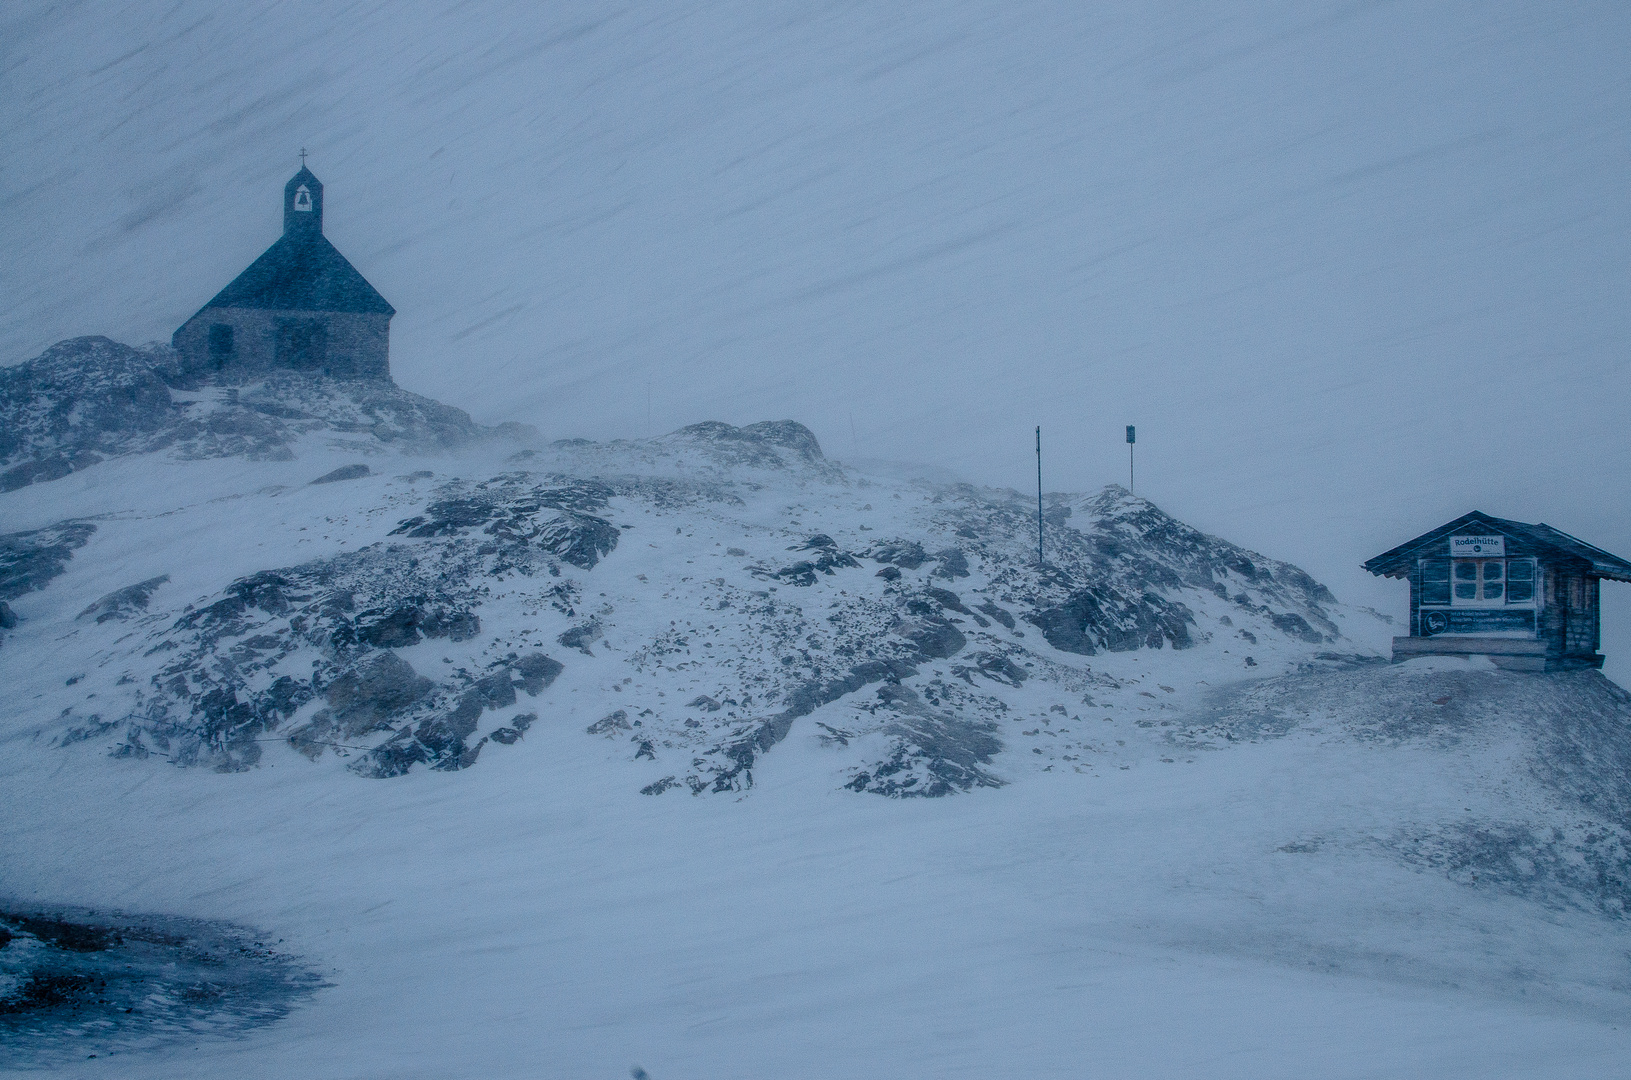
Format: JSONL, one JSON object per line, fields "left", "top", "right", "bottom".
{"left": 208, "top": 323, "right": 234, "bottom": 366}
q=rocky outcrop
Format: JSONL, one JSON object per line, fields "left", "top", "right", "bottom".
{"left": 0, "top": 337, "right": 489, "bottom": 491}
{"left": 0, "top": 522, "right": 97, "bottom": 601}
{"left": 128, "top": 538, "right": 569, "bottom": 773}
{"left": 389, "top": 473, "right": 621, "bottom": 569}
{"left": 76, "top": 575, "right": 169, "bottom": 623}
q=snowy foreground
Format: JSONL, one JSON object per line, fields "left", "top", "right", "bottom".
{"left": 5, "top": 351, "right": 1631, "bottom": 1076}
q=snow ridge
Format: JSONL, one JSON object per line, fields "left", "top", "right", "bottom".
{"left": 2, "top": 352, "right": 1360, "bottom": 794}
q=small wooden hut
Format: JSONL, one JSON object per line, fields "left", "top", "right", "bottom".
{"left": 1364, "top": 512, "right": 1631, "bottom": 671}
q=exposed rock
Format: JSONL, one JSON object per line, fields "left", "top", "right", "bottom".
{"left": 845, "top": 684, "right": 1003, "bottom": 797}
{"left": 77, "top": 575, "right": 169, "bottom": 623}
{"left": 868, "top": 539, "right": 927, "bottom": 569}
{"left": 660, "top": 420, "right": 826, "bottom": 469}
{"left": 894, "top": 615, "right": 967, "bottom": 660}
{"left": 390, "top": 474, "right": 620, "bottom": 569}
{"left": 931, "top": 547, "right": 970, "bottom": 579}
{"left": 977, "top": 601, "right": 1015, "bottom": 630}
{"left": 703, "top": 659, "right": 919, "bottom": 792}
{"left": 514, "top": 653, "right": 563, "bottom": 695}
{"left": 588, "top": 709, "right": 631, "bottom": 735}
{"left": 557, "top": 621, "right": 601, "bottom": 655}
{"left": 311, "top": 463, "right": 371, "bottom": 484}
{"left": 489, "top": 714, "right": 535, "bottom": 745}
{"left": 0, "top": 337, "right": 488, "bottom": 491}
{"left": 132, "top": 539, "right": 565, "bottom": 773}
{"left": 1027, "top": 585, "right": 1195, "bottom": 655}
{"left": 951, "top": 652, "right": 1027, "bottom": 687}
{"left": 0, "top": 522, "right": 97, "bottom": 601}
{"left": 0, "top": 903, "right": 321, "bottom": 1068}
{"left": 289, "top": 652, "right": 434, "bottom": 757}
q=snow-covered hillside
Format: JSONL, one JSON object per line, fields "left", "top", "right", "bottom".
{"left": 5, "top": 2, "right": 1630, "bottom": 681}
{"left": 5, "top": 351, "right": 1631, "bottom": 1075}
{"left": 6, "top": 3, "right": 1631, "bottom": 1071}
{"left": 3, "top": 339, "right": 1359, "bottom": 794}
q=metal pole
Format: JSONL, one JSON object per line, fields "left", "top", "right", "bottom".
{"left": 1126, "top": 425, "right": 1136, "bottom": 496}
{"left": 1035, "top": 426, "right": 1044, "bottom": 567}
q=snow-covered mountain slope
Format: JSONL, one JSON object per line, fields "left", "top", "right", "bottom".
{"left": 2, "top": 351, "right": 1364, "bottom": 796}
{"left": 6, "top": 2, "right": 1630, "bottom": 686}
{"left": 6, "top": 359, "right": 1631, "bottom": 1074}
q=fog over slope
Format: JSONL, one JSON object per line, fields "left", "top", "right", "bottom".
{"left": 4, "top": 1, "right": 1629, "bottom": 677}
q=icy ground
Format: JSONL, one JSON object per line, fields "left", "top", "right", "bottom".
{"left": 4, "top": 356, "right": 1631, "bottom": 1075}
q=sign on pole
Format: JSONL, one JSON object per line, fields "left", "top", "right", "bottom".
{"left": 1125, "top": 425, "right": 1135, "bottom": 495}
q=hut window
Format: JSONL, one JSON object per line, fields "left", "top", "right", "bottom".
{"left": 1421, "top": 560, "right": 1451, "bottom": 604}
{"left": 1452, "top": 559, "right": 1505, "bottom": 604}
{"left": 1506, "top": 559, "right": 1534, "bottom": 603}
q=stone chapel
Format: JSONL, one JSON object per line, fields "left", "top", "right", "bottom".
{"left": 172, "top": 165, "right": 395, "bottom": 381}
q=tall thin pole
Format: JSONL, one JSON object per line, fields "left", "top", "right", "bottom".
{"left": 1035, "top": 426, "right": 1044, "bottom": 567}
{"left": 1126, "top": 425, "right": 1136, "bottom": 496}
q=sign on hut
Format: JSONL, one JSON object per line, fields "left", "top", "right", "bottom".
{"left": 1364, "top": 512, "right": 1631, "bottom": 671}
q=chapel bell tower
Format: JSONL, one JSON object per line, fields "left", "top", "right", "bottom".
{"left": 284, "top": 166, "right": 323, "bottom": 236}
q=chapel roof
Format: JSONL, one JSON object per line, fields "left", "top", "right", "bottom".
{"left": 199, "top": 232, "right": 395, "bottom": 315}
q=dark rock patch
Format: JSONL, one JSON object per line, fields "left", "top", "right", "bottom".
{"left": 868, "top": 539, "right": 927, "bottom": 570}
{"left": 1027, "top": 585, "right": 1194, "bottom": 655}
{"left": 133, "top": 539, "right": 565, "bottom": 774}
{"left": 310, "top": 463, "right": 371, "bottom": 484}
{"left": 951, "top": 652, "right": 1027, "bottom": 687}
{"left": 0, "top": 337, "right": 488, "bottom": 490}
{"left": 977, "top": 601, "right": 1015, "bottom": 629}
{"left": 391, "top": 474, "right": 619, "bottom": 569}
{"left": 845, "top": 684, "right": 1004, "bottom": 797}
{"left": 0, "top": 903, "right": 321, "bottom": 1069}
{"left": 77, "top": 575, "right": 169, "bottom": 623}
{"left": 894, "top": 615, "right": 966, "bottom": 660}
{"left": 588, "top": 709, "right": 631, "bottom": 735}
{"left": 703, "top": 659, "right": 918, "bottom": 792}
{"left": 557, "top": 620, "right": 601, "bottom": 655}
{"left": 0, "top": 521, "right": 97, "bottom": 601}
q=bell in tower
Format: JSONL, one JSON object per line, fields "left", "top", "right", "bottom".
{"left": 283, "top": 165, "right": 323, "bottom": 237}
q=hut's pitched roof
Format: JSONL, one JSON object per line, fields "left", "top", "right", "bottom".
{"left": 199, "top": 232, "right": 394, "bottom": 316}
{"left": 1363, "top": 511, "right": 1631, "bottom": 582}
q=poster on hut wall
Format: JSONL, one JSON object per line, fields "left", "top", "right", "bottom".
{"left": 1449, "top": 534, "right": 1505, "bottom": 558}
